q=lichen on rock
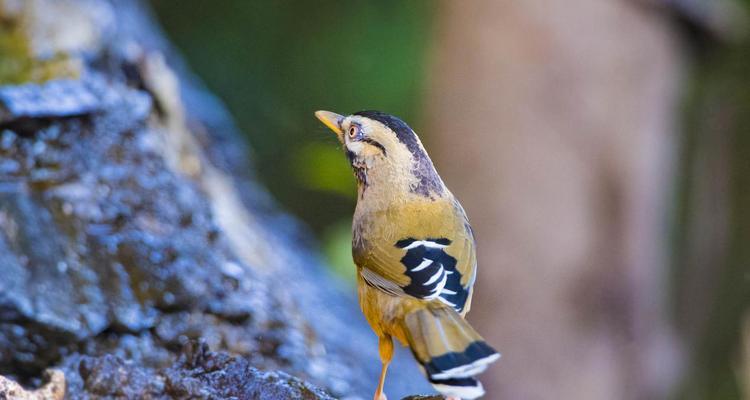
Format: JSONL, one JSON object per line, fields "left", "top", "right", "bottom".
{"left": 0, "top": 369, "right": 64, "bottom": 400}
{"left": 0, "top": 0, "right": 83, "bottom": 85}
{"left": 0, "top": 0, "right": 430, "bottom": 398}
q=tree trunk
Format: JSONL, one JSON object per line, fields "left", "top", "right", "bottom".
{"left": 424, "top": 1, "right": 683, "bottom": 398}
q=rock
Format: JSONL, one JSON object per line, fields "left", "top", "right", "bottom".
{"left": 0, "top": 369, "right": 65, "bottom": 400}
{"left": 55, "top": 340, "right": 335, "bottom": 400}
{"left": 0, "top": 79, "right": 102, "bottom": 125}
{"left": 0, "top": 0, "right": 429, "bottom": 398}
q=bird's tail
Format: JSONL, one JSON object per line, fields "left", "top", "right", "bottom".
{"left": 402, "top": 306, "right": 500, "bottom": 399}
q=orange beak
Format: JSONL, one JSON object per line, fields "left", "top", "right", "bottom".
{"left": 315, "top": 110, "right": 344, "bottom": 137}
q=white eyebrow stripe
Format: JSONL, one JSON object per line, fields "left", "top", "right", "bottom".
{"left": 412, "top": 258, "right": 433, "bottom": 272}
{"left": 403, "top": 240, "right": 448, "bottom": 250}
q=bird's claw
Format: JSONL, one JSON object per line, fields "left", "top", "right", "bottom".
{"left": 373, "top": 393, "right": 387, "bottom": 400}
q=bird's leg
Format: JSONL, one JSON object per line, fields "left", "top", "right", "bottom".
{"left": 374, "top": 335, "right": 394, "bottom": 400}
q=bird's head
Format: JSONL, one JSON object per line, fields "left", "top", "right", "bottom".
{"left": 315, "top": 110, "right": 445, "bottom": 200}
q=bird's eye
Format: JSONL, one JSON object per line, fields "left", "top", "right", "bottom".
{"left": 348, "top": 125, "right": 359, "bottom": 139}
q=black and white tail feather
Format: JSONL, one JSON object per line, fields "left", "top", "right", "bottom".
{"left": 403, "top": 306, "right": 500, "bottom": 399}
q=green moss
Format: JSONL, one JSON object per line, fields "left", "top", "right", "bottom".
{"left": 0, "top": 14, "right": 80, "bottom": 84}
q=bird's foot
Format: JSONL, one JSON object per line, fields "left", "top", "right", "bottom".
{"left": 445, "top": 397, "right": 460, "bottom": 400}
{"left": 373, "top": 392, "right": 387, "bottom": 400}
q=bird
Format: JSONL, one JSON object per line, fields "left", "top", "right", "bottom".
{"left": 315, "top": 110, "right": 500, "bottom": 400}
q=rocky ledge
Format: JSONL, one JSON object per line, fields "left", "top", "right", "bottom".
{"left": 0, "top": 0, "right": 428, "bottom": 398}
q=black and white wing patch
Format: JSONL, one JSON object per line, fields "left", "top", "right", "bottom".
{"left": 395, "top": 238, "right": 470, "bottom": 313}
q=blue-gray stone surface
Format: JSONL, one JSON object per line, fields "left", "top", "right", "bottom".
{"left": 0, "top": 0, "right": 430, "bottom": 398}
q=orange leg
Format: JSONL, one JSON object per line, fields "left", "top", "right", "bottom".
{"left": 374, "top": 335, "right": 394, "bottom": 400}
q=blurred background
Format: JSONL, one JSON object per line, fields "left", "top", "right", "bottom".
{"left": 150, "top": 1, "right": 749, "bottom": 399}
